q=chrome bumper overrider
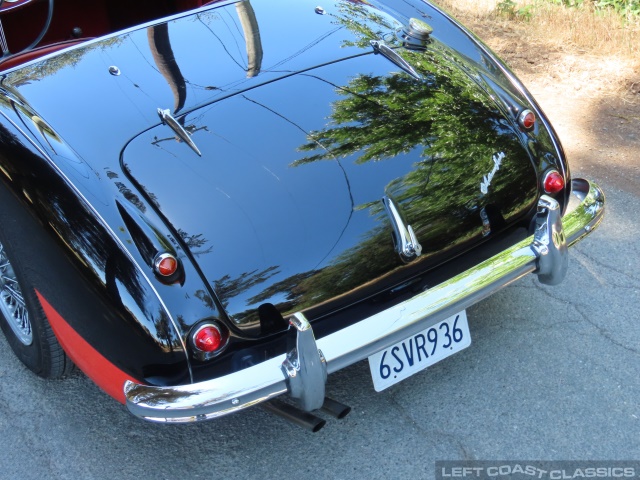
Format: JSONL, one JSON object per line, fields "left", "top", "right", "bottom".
{"left": 124, "top": 178, "right": 605, "bottom": 423}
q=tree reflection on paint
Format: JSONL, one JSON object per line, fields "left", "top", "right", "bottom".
{"left": 226, "top": 46, "right": 537, "bottom": 327}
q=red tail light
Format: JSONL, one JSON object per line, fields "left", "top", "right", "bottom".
{"left": 193, "top": 324, "right": 223, "bottom": 353}
{"left": 518, "top": 109, "right": 536, "bottom": 131}
{"left": 154, "top": 253, "right": 178, "bottom": 277}
{"left": 543, "top": 170, "right": 565, "bottom": 194}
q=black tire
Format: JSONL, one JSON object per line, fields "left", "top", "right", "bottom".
{"left": 0, "top": 230, "right": 74, "bottom": 378}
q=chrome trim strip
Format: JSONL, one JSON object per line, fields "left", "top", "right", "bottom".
{"left": 125, "top": 179, "right": 604, "bottom": 423}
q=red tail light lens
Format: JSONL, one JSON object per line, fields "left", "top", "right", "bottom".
{"left": 154, "top": 253, "right": 178, "bottom": 277}
{"left": 193, "top": 324, "right": 223, "bottom": 353}
{"left": 543, "top": 170, "right": 565, "bottom": 194}
{"left": 518, "top": 109, "right": 536, "bottom": 131}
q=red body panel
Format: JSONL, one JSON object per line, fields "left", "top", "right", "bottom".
{"left": 37, "top": 291, "right": 139, "bottom": 403}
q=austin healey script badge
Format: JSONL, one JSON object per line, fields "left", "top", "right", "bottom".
{"left": 480, "top": 152, "right": 506, "bottom": 195}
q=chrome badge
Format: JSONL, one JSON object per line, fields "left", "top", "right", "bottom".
{"left": 382, "top": 196, "right": 422, "bottom": 262}
{"left": 480, "top": 152, "right": 505, "bottom": 195}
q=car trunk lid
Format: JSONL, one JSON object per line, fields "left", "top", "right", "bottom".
{"left": 122, "top": 45, "right": 539, "bottom": 337}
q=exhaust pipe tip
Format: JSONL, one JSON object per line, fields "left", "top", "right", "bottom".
{"left": 261, "top": 400, "right": 326, "bottom": 433}
{"left": 321, "top": 397, "right": 351, "bottom": 419}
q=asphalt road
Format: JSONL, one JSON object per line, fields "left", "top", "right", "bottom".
{"left": 0, "top": 162, "right": 637, "bottom": 480}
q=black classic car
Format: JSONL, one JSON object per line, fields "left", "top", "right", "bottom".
{"left": 0, "top": 0, "right": 604, "bottom": 430}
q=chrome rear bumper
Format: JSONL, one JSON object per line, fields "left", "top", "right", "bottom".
{"left": 124, "top": 178, "right": 605, "bottom": 423}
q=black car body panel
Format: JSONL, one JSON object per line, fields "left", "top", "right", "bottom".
{"left": 0, "top": 115, "right": 192, "bottom": 387}
{"left": 0, "top": 0, "right": 603, "bottom": 419}
{"left": 122, "top": 52, "right": 541, "bottom": 335}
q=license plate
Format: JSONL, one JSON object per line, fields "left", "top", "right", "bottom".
{"left": 368, "top": 311, "right": 471, "bottom": 392}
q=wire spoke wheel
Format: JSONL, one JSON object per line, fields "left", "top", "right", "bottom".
{"left": 0, "top": 241, "right": 32, "bottom": 345}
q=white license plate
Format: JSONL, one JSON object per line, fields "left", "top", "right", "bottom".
{"left": 368, "top": 311, "right": 471, "bottom": 392}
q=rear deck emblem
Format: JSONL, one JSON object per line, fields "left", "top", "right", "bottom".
{"left": 480, "top": 152, "right": 505, "bottom": 194}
